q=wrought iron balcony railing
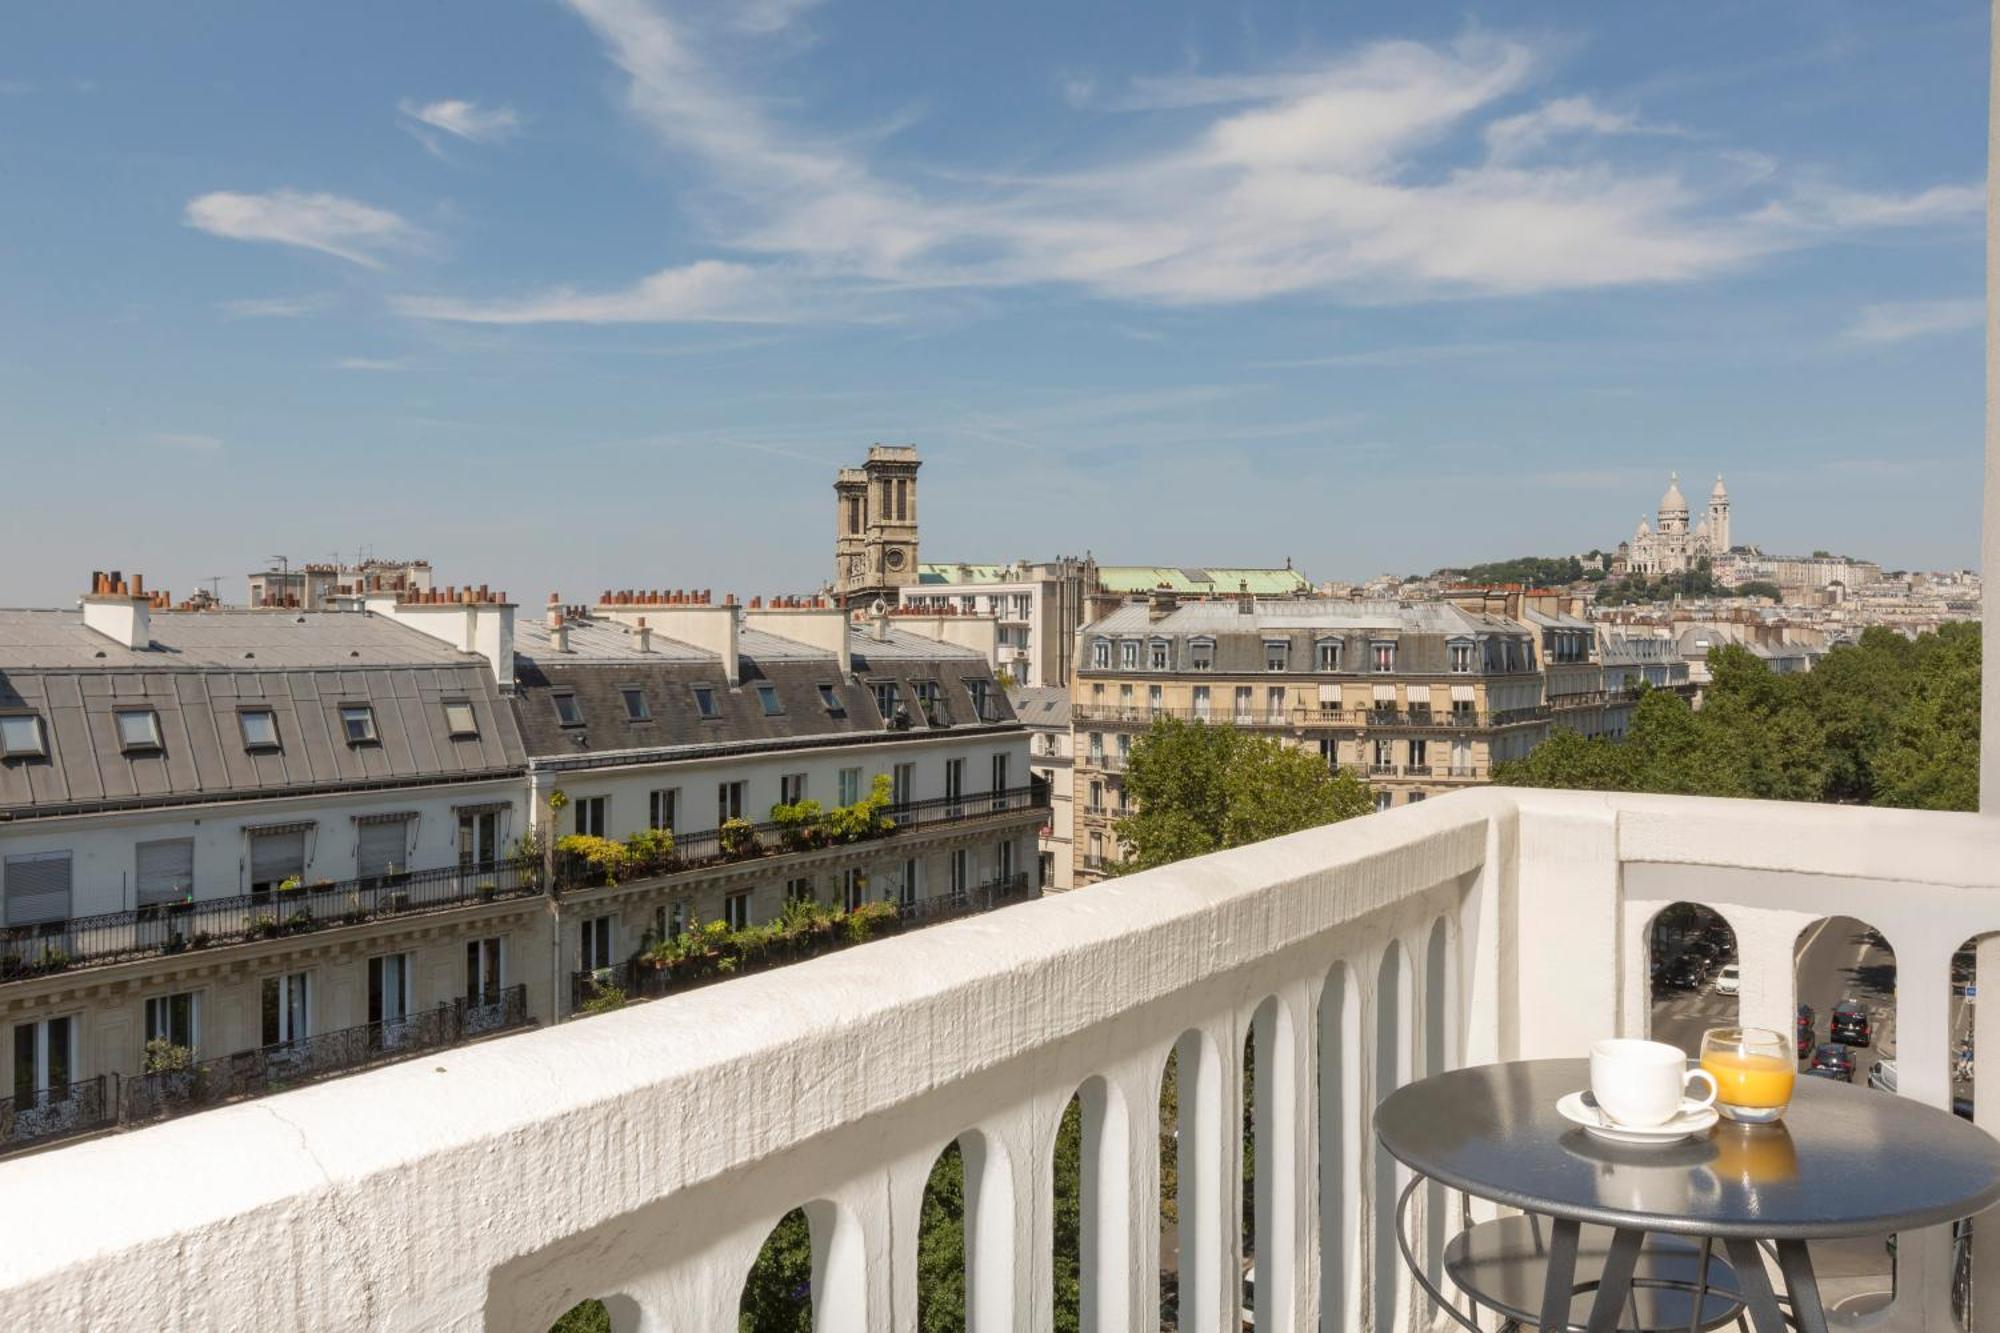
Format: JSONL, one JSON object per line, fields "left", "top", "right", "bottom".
{"left": 0, "top": 1075, "right": 118, "bottom": 1153}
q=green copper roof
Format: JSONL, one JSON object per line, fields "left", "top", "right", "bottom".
{"left": 1097, "top": 566, "right": 1310, "bottom": 595}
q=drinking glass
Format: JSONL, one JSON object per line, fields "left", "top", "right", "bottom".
{"left": 1700, "top": 1027, "right": 1795, "bottom": 1124}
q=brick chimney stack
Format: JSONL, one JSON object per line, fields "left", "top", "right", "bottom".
{"left": 81, "top": 569, "right": 152, "bottom": 650}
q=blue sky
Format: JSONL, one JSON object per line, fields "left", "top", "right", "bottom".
{"left": 0, "top": 1, "right": 1988, "bottom": 606}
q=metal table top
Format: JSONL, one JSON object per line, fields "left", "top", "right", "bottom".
{"left": 1376, "top": 1059, "right": 2000, "bottom": 1240}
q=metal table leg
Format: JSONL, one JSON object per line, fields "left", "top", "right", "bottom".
{"left": 1583, "top": 1229, "right": 1649, "bottom": 1333}
{"left": 1721, "top": 1239, "right": 1790, "bottom": 1333}
{"left": 1773, "top": 1241, "right": 1828, "bottom": 1333}
{"left": 1541, "top": 1218, "right": 1583, "bottom": 1333}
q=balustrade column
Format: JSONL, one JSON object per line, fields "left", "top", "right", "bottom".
{"left": 1176, "top": 1024, "right": 1234, "bottom": 1333}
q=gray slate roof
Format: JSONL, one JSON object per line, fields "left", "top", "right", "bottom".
{"left": 0, "top": 611, "right": 524, "bottom": 817}
{"left": 1082, "top": 599, "right": 1519, "bottom": 637}
{"left": 1008, "top": 686, "right": 1071, "bottom": 728}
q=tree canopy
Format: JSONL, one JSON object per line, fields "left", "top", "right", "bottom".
{"left": 1442, "top": 555, "right": 1587, "bottom": 588}
{"left": 1495, "top": 624, "right": 1980, "bottom": 811}
{"left": 1110, "top": 719, "right": 1375, "bottom": 873}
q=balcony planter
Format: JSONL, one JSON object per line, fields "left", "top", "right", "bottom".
{"left": 248, "top": 915, "right": 282, "bottom": 941}
{"left": 475, "top": 882, "right": 497, "bottom": 903}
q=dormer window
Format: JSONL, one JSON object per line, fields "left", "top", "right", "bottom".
{"left": 239, "top": 708, "right": 281, "bottom": 750}
{"left": 0, "top": 714, "right": 47, "bottom": 758}
{"left": 818, "top": 685, "right": 845, "bottom": 717}
{"left": 1316, "top": 638, "right": 1342, "bottom": 672}
{"left": 1148, "top": 639, "right": 1170, "bottom": 671}
{"left": 339, "top": 704, "right": 379, "bottom": 744}
{"left": 551, "top": 693, "right": 584, "bottom": 728}
{"left": 442, "top": 701, "right": 479, "bottom": 738}
{"left": 619, "top": 687, "right": 651, "bottom": 722}
{"left": 1448, "top": 641, "right": 1474, "bottom": 674}
{"left": 1091, "top": 638, "right": 1110, "bottom": 670}
{"left": 1372, "top": 641, "right": 1397, "bottom": 673}
{"left": 1119, "top": 640, "right": 1139, "bottom": 670}
{"left": 1264, "top": 640, "right": 1289, "bottom": 672}
{"left": 116, "top": 709, "right": 162, "bottom": 753}
{"left": 1188, "top": 638, "right": 1215, "bottom": 672}
{"left": 756, "top": 684, "right": 784, "bottom": 716}
{"left": 692, "top": 686, "right": 721, "bottom": 719}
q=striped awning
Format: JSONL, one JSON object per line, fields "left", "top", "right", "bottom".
{"left": 353, "top": 810, "right": 417, "bottom": 825}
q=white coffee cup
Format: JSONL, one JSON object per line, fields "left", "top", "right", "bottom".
{"left": 1589, "top": 1038, "right": 1718, "bottom": 1128}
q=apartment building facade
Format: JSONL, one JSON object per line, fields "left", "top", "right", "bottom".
{"left": 1009, "top": 686, "right": 1073, "bottom": 891}
{"left": 0, "top": 580, "right": 1044, "bottom": 1154}
{"left": 1069, "top": 591, "right": 1546, "bottom": 882}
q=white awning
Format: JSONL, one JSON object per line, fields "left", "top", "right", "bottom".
{"left": 1317, "top": 684, "right": 1341, "bottom": 703}
{"left": 1372, "top": 684, "right": 1398, "bottom": 701}
{"left": 1451, "top": 685, "right": 1476, "bottom": 701}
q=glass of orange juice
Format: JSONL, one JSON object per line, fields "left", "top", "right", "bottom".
{"left": 1701, "top": 1027, "right": 1796, "bottom": 1124}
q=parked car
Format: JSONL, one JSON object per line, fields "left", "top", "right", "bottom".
{"left": 1869, "top": 1058, "right": 1896, "bottom": 1092}
{"left": 1831, "top": 1000, "right": 1872, "bottom": 1047}
{"left": 1808, "top": 1044, "right": 1855, "bottom": 1081}
{"left": 1664, "top": 955, "right": 1707, "bottom": 991}
{"left": 1714, "top": 963, "right": 1741, "bottom": 997}
{"left": 1796, "top": 1005, "right": 1817, "bottom": 1058}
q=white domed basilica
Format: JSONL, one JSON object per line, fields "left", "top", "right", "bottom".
{"left": 1617, "top": 473, "right": 1731, "bottom": 575}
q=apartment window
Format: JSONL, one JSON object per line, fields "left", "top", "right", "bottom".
{"left": 966, "top": 678, "right": 996, "bottom": 721}
{"left": 818, "top": 685, "right": 846, "bottom": 717}
{"left": 692, "top": 686, "right": 721, "bottom": 719}
{"left": 1147, "top": 684, "right": 1163, "bottom": 716}
{"left": 780, "top": 773, "right": 807, "bottom": 805}
{"left": 144, "top": 991, "right": 199, "bottom": 1054}
{"left": 996, "top": 838, "right": 1015, "bottom": 883}
{"left": 950, "top": 849, "right": 970, "bottom": 895}
{"left": 786, "top": 876, "right": 816, "bottom": 904}
{"left": 914, "top": 680, "right": 945, "bottom": 725}
{"left": 1409, "top": 739, "right": 1429, "bottom": 768}
{"left": 717, "top": 781, "right": 744, "bottom": 823}
{"left": 115, "top": 708, "right": 162, "bottom": 752}
{"left": 262, "top": 971, "right": 311, "bottom": 1046}
{"left": 566, "top": 795, "right": 605, "bottom": 838}
{"left": 1318, "top": 738, "right": 1339, "bottom": 769}
{"left": 1316, "top": 639, "right": 1342, "bottom": 672}
{"left": 1119, "top": 683, "right": 1134, "bottom": 713}
{"left": 1264, "top": 640, "right": 1289, "bottom": 673}
{"left": 333, "top": 704, "right": 377, "bottom": 745}
{"left": 1088, "top": 781, "right": 1103, "bottom": 811}
{"left": 1149, "top": 639, "right": 1170, "bottom": 671}
{"left": 1192, "top": 685, "right": 1211, "bottom": 720}
{"left": 724, "top": 892, "right": 751, "bottom": 931}
{"left": 648, "top": 788, "right": 678, "bottom": 832}
{"left": 1449, "top": 642, "right": 1474, "bottom": 674}
{"left": 1374, "top": 791, "right": 1394, "bottom": 813}
{"left": 12, "top": 1016, "right": 74, "bottom": 1102}
{"left": 580, "top": 916, "right": 614, "bottom": 973}
{"left": 1119, "top": 640, "right": 1139, "bottom": 669}
{"left": 873, "top": 681, "right": 902, "bottom": 724}
{"left": 892, "top": 762, "right": 915, "bottom": 807}
{"left": 1091, "top": 639, "right": 1110, "bottom": 670}
{"left": 945, "top": 758, "right": 965, "bottom": 810}
{"left": 248, "top": 828, "right": 305, "bottom": 896}
{"left": 368, "top": 952, "right": 414, "bottom": 1026}
{"left": 1012, "top": 594, "right": 1030, "bottom": 619}
{"left": 1408, "top": 791, "right": 1427, "bottom": 804}
{"left": 551, "top": 692, "right": 585, "bottom": 727}
{"left": 1116, "top": 784, "right": 1130, "bottom": 813}
{"left": 1373, "top": 739, "right": 1395, "bottom": 769}
{"left": 1088, "top": 731, "right": 1104, "bottom": 762}
{"left": 655, "top": 901, "right": 691, "bottom": 943}
{"left": 1372, "top": 642, "right": 1397, "bottom": 673}
{"left": 1115, "top": 733, "right": 1131, "bottom": 762}
{"left": 465, "top": 939, "right": 503, "bottom": 1005}
{"left": 0, "top": 713, "right": 48, "bottom": 759}
{"left": 841, "top": 867, "right": 866, "bottom": 913}
{"left": 1233, "top": 686, "right": 1253, "bottom": 722}
{"left": 239, "top": 708, "right": 281, "bottom": 750}
{"left": 135, "top": 839, "right": 194, "bottom": 910}
{"left": 898, "top": 859, "right": 919, "bottom": 908}
{"left": 1088, "top": 832, "right": 1104, "bottom": 865}
{"left": 991, "top": 753, "right": 1009, "bottom": 806}
{"left": 619, "top": 687, "right": 651, "bottom": 721}
{"left": 458, "top": 809, "right": 500, "bottom": 868}
{"left": 1188, "top": 638, "right": 1215, "bottom": 672}
{"left": 1453, "top": 699, "right": 1478, "bottom": 724}
{"left": 356, "top": 815, "right": 413, "bottom": 882}
{"left": 756, "top": 683, "right": 784, "bottom": 716}
{"left": 837, "top": 767, "right": 862, "bottom": 806}
{"left": 1264, "top": 686, "right": 1285, "bottom": 722}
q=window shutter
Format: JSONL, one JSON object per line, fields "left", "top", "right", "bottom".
{"left": 250, "top": 830, "right": 306, "bottom": 884}
{"left": 357, "top": 820, "right": 411, "bottom": 878}
{"left": 4, "top": 853, "right": 72, "bottom": 925}
{"left": 136, "top": 840, "right": 194, "bottom": 907}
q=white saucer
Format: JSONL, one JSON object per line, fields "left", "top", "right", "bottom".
{"left": 1557, "top": 1091, "right": 1719, "bottom": 1144}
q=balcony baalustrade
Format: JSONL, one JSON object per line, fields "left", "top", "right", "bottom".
{"left": 0, "top": 789, "right": 1996, "bottom": 1331}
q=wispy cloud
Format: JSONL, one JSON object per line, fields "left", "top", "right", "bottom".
{"left": 1255, "top": 342, "right": 1537, "bottom": 369}
{"left": 398, "top": 98, "right": 522, "bottom": 153}
{"left": 397, "top": 1, "right": 1986, "bottom": 325}
{"left": 148, "top": 432, "right": 224, "bottom": 453}
{"left": 218, "top": 294, "right": 330, "bottom": 319}
{"left": 185, "top": 190, "right": 422, "bottom": 269}
{"left": 1845, "top": 298, "right": 1983, "bottom": 344}
{"left": 333, "top": 356, "right": 409, "bottom": 372}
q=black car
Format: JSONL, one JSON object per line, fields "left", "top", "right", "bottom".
{"left": 1664, "top": 956, "right": 1707, "bottom": 991}
{"left": 1796, "top": 1005, "right": 1817, "bottom": 1058}
{"left": 1808, "top": 1044, "right": 1855, "bottom": 1081}
{"left": 1831, "top": 1000, "right": 1872, "bottom": 1047}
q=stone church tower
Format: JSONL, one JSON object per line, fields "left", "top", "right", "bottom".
{"left": 834, "top": 445, "right": 921, "bottom": 608}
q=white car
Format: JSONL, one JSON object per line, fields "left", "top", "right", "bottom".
{"left": 1713, "top": 963, "right": 1740, "bottom": 996}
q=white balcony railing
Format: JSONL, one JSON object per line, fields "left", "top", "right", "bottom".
{"left": 0, "top": 788, "right": 1997, "bottom": 1331}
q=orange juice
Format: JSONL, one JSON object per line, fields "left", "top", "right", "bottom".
{"left": 1701, "top": 1049, "right": 1795, "bottom": 1111}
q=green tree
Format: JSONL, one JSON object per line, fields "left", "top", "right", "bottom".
{"left": 550, "top": 1300, "right": 611, "bottom": 1333}
{"left": 1110, "top": 720, "right": 1373, "bottom": 873}
{"left": 739, "top": 1209, "right": 813, "bottom": 1331}
{"left": 1735, "top": 580, "right": 1783, "bottom": 601}
{"left": 1872, "top": 623, "right": 1981, "bottom": 811}
{"left": 917, "top": 1144, "right": 967, "bottom": 1331}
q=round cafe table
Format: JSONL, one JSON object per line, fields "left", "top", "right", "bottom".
{"left": 1376, "top": 1059, "right": 2000, "bottom": 1333}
